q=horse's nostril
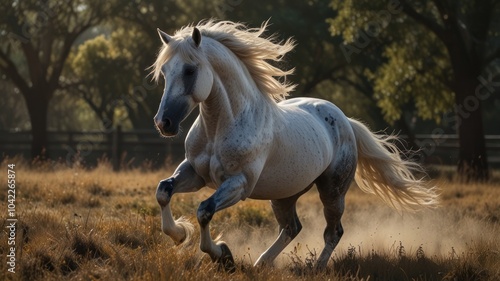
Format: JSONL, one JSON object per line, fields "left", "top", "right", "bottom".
{"left": 163, "top": 118, "right": 171, "bottom": 129}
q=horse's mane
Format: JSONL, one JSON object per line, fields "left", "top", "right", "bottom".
{"left": 152, "top": 20, "right": 296, "bottom": 101}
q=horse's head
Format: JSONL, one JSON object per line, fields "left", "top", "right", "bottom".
{"left": 153, "top": 28, "right": 213, "bottom": 137}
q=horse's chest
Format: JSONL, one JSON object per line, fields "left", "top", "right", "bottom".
{"left": 188, "top": 143, "right": 226, "bottom": 189}
{"left": 188, "top": 135, "right": 264, "bottom": 189}
{"left": 188, "top": 142, "right": 215, "bottom": 188}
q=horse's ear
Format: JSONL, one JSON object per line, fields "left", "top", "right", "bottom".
{"left": 157, "top": 28, "right": 171, "bottom": 45}
{"left": 192, "top": 27, "right": 201, "bottom": 47}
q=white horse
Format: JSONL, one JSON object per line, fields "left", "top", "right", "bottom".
{"left": 152, "top": 20, "right": 438, "bottom": 271}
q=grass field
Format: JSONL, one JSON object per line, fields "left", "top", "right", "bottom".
{"left": 1, "top": 157, "right": 499, "bottom": 280}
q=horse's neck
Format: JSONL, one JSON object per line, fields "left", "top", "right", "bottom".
{"left": 199, "top": 56, "right": 276, "bottom": 138}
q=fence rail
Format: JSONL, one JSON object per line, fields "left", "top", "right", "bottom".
{"left": 1, "top": 128, "right": 500, "bottom": 170}
{"left": 0, "top": 127, "right": 186, "bottom": 170}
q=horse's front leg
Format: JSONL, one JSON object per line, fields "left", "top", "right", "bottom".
{"left": 197, "top": 174, "right": 249, "bottom": 272}
{"left": 156, "top": 159, "right": 205, "bottom": 245}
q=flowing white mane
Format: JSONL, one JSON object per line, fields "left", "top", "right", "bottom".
{"left": 152, "top": 20, "right": 296, "bottom": 101}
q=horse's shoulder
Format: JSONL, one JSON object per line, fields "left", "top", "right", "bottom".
{"left": 185, "top": 121, "right": 210, "bottom": 157}
{"left": 218, "top": 130, "right": 264, "bottom": 160}
{"left": 217, "top": 115, "right": 271, "bottom": 161}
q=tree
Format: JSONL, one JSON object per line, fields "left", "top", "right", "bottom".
{"left": 68, "top": 34, "right": 134, "bottom": 131}
{"left": 329, "top": 0, "right": 500, "bottom": 181}
{"left": 0, "top": 0, "right": 119, "bottom": 158}
{"left": 0, "top": 79, "right": 30, "bottom": 131}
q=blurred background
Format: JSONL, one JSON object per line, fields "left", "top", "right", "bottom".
{"left": 0, "top": 0, "right": 499, "bottom": 181}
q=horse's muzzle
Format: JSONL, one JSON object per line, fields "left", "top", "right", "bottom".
{"left": 155, "top": 118, "right": 179, "bottom": 137}
{"left": 154, "top": 98, "right": 190, "bottom": 137}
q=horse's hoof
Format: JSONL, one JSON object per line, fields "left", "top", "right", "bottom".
{"left": 215, "top": 243, "right": 236, "bottom": 273}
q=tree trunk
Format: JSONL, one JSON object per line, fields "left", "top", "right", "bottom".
{"left": 25, "top": 92, "right": 50, "bottom": 160}
{"left": 454, "top": 78, "right": 489, "bottom": 182}
{"left": 445, "top": 21, "right": 490, "bottom": 182}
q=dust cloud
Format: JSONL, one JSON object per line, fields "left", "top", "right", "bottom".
{"left": 222, "top": 192, "right": 496, "bottom": 266}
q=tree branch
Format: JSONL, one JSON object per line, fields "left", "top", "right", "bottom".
{"left": 48, "top": 26, "right": 90, "bottom": 94}
{"left": 75, "top": 86, "right": 103, "bottom": 118}
{"left": 48, "top": 1, "right": 107, "bottom": 93}
{"left": 301, "top": 62, "right": 348, "bottom": 95}
{"left": 337, "top": 75, "right": 372, "bottom": 97}
{"left": 430, "top": 0, "right": 451, "bottom": 28}
{"left": 40, "top": 26, "right": 54, "bottom": 71}
{"left": 20, "top": 41, "right": 44, "bottom": 87}
{"left": 400, "top": 0, "right": 448, "bottom": 44}
{"left": 0, "top": 48, "right": 30, "bottom": 95}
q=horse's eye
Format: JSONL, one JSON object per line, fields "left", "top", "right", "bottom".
{"left": 184, "top": 67, "right": 196, "bottom": 76}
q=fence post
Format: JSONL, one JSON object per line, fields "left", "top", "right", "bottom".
{"left": 68, "top": 131, "right": 74, "bottom": 150}
{"left": 112, "top": 125, "right": 122, "bottom": 171}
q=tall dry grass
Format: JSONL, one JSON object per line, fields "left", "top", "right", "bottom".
{"left": 0, "top": 157, "right": 499, "bottom": 280}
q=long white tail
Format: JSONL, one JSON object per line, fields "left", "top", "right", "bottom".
{"left": 349, "top": 119, "right": 439, "bottom": 211}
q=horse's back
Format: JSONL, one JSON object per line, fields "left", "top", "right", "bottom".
{"left": 280, "top": 97, "right": 357, "bottom": 167}
{"left": 278, "top": 97, "right": 356, "bottom": 147}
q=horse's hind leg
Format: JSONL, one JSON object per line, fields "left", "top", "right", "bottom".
{"left": 315, "top": 165, "right": 355, "bottom": 270}
{"left": 254, "top": 184, "right": 312, "bottom": 267}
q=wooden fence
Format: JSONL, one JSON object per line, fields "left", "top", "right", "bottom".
{"left": 1, "top": 128, "right": 500, "bottom": 170}
{"left": 0, "top": 127, "right": 186, "bottom": 170}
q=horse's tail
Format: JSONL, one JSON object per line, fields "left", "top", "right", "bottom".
{"left": 348, "top": 118, "right": 439, "bottom": 211}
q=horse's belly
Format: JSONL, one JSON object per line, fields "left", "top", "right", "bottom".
{"left": 249, "top": 166, "right": 322, "bottom": 199}
{"left": 249, "top": 98, "right": 354, "bottom": 200}
{"left": 250, "top": 124, "right": 334, "bottom": 199}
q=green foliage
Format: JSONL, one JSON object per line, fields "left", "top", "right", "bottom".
{"left": 329, "top": 0, "right": 450, "bottom": 124}
{"left": 72, "top": 35, "right": 131, "bottom": 82}
{"left": 368, "top": 35, "right": 454, "bottom": 124}
{"left": 328, "top": 0, "right": 500, "bottom": 125}
{"left": 328, "top": 0, "right": 390, "bottom": 43}
{"left": 68, "top": 32, "right": 135, "bottom": 127}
